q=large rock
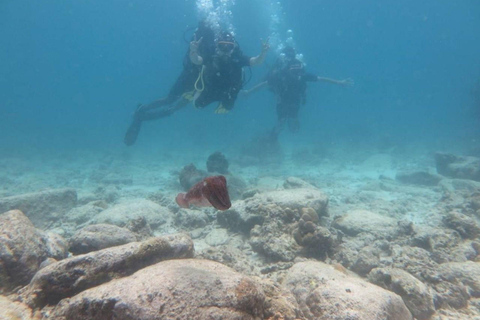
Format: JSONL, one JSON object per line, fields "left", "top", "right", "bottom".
{"left": 435, "top": 153, "right": 480, "bottom": 181}
{"left": 332, "top": 209, "right": 397, "bottom": 237}
{"left": 91, "top": 199, "right": 172, "bottom": 231}
{"left": 284, "top": 261, "right": 413, "bottom": 320}
{"left": 0, "top": 295, "right": 34, "bottom": 320}
{"left": 0, "top": 188, "right": 77, "bottom": 228}
{"left": 218, "top": 188, "right": 328, "bottom": 234}
{"left": 69, "top": 224, "right": 138, "bottom": 255}
{"left": 19, "top": 233, "right": 194, "bottom": 308}
{"left": 49, "top": 259, "right": 265, "bottom": 320}
{"left": 0, "top": 210, "right": 68, "bottom": 294}
{"left": 368, "top": 267, "right": 435, "bottom": 320}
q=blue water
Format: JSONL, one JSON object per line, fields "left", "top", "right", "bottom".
{"left": 1, "top": 0, "right": 479, "bottom": 156}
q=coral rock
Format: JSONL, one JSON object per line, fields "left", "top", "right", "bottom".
{"left": 284, "top": 261, "right": 413, "bottom": 320}
{"left": 19, "top": 233, "right": 194, "bottom": 308}
{"left": 48, "top": 259, "right": 265, "bottom": 320}
{"left": 0, "top": 210, "right": 68, "bottom": 294}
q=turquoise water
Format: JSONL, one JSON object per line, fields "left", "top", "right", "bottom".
{"left": 1, "top": 0, "right": 479, "bottom": 156}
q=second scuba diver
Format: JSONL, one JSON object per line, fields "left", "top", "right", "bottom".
{"left": 124, "top": 21, "right": 269, "bottom": 146}
{"left": 243, "top": 46, "right": 353, "bottom": 139}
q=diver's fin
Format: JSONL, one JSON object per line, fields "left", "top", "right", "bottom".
{"left": 124, "top": 119, "right": 142, "bottom": 146}
{"left": 214, "top": 103, "right": 230, "bottom": 114}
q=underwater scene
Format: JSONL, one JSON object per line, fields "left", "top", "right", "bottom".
{"left": 1, "top": 0, "right": 480, "bottom": 319}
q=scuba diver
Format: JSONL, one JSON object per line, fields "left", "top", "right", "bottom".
{"left": 124, "top": 21, "right": 270, "bottom": 146}
{"left": 243, "top": 46, "right": 353, "bottom": 138}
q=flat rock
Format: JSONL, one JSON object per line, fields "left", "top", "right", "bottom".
{"left": 368, "top": 267, "right": 435, "bottom": 320}
{"left": 332, "top": 209, "right": 397, "bottom": 237}
{"left": 19, "top": 233, "right": 194, "bottom": 308}
{"left": 0, "top": 188, "right": 77, "bottom": 228}
{"left": 0, "top": 210, "right": 68, "bottom": 293}
{"left": 69, "top": 224, "right": 138, "bottom": 255}
{"left": 48, "top": 259, "right": 265, "bottom": 320}
{"left": 91, "top": 199, "right": 171, "bottom": 230}
{"left": 284, "top": 261, "right": 413, "bottom": 320}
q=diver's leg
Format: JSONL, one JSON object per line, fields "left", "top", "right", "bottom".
{"left": 140, "top": 69, "right": 192, "bottom": 111}
{"left": 288, "top": 118, "right": 300, "bottom": 133}
{"left": 140, "top": 97, "right": 190, "bottom": 121}
{"left": 192, "top": 89, "right": 215, "bottom": 109}
{"left": 139, "top": 97, "right": 175, "bottom": 111}
{"left": 287, "top": 104, "right": 301, "bottom": 133}
{"left": 271, "top": 118, "right": 286, "bottom": 140}
{"left": 124, "top": 98, "right": 189, "bottom": 146}
{"left": 124, "top": 109, "right": 143, "bottom": 146}
{"left": 270, "top": 102, "right": 288, "bottom": 139}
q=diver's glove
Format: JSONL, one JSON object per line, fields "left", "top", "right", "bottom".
{"left": 214, "top": 103, "right": 230, "bottom": 114}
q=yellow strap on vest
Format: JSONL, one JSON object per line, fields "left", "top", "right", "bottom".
{"left": 194, "top": 65, "right": 205, "bottom": 92}
{"left": 181, "top": 66, "right": 205, "bottom": 104}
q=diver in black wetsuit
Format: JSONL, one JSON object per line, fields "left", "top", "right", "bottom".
{"left": 124, "top": 22, "right": 269, "bottom": 146}
{"left": 243, "top": 46, "right": 353, "bottom": 138}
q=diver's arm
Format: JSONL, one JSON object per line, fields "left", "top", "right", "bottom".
{"left": 244, "top": 81, "right": 268, "bottom": 95}
{"left": 189, "top": 37, "right": 204, "bottom": 65}
{"left": 317, "top": 77, "right": 354, "bottom": 87}
{"left": 249, "top": 39, "right": 270, "bottom": 66}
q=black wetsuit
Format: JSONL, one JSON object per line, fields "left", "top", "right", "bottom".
{"left": 144, "top": 22, "right": 217, "bottom": 111}
{"left": 124, "top": 27, "right": 251, "bottom": 146}
{"left": 267, "top": 59, "right": 318, "bottom": 122}
{"left": 194, "top": 48, "right": 251, "bottom": 110}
